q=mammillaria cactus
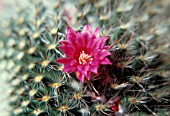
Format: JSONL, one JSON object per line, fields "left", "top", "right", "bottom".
{"left": 1, "top": 0, "right": 170, "bottom": 116}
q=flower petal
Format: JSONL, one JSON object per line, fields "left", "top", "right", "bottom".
{"left": 60, "top": 40, "right": 69, "bottom": 45}
{"left": 89, "top": 65, "right": 98, "bottom": 74}
{"left": 63, "top": 66, "right": 75, "bottom": 73}
{"left": 94, "top": 26, "right": 100, "bottom": 38}
{"left": 56, "top": 57, "right": 72, "bottom": 64}
{"left": 66, "top": 27, "right": 78, "bottom": 48}
{"left": 100, "top": 58, "right": 112, "bottom": 65}
{"left": 77, "top": 64, "right": 88, "bottom": 75}
{"left": 98, "top": 49, "right": 111, "bottom": 60}
{"left": 59, "top": 45, "right": 75, "bottom": 57}
{"left": 67, "top": 26, "right": 76, "bottom": 35}
{"left": 95, "top": 37, "right": 108, "bottom": 49}
{"left": 86, "top": 71, "right": 91, "bottom": 80}
{"left": 76, "top": 71, "right": 85, "bottom": 83}
{"left": 103, "top": 46, "right": 110, "bottom": 50}
{"left": 91, "top": 58, "right": 99, "bottom": 66}
{"left": 82, "top": 24, "right": 92, "bottom": 34}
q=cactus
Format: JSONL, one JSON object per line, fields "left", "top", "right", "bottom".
{"left": 1, "top": 0, "right": 170, "bottom": 115}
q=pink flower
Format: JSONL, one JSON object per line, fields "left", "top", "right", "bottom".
{"left": 56, "top": 25, "right": 112, "bottom": 83}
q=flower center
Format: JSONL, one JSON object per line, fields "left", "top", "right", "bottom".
{"left": 79, "top": 51, "right": 93, "bottom": 65}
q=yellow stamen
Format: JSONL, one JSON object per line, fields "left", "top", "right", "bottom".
{"left": 79, "top": 51, "right": 93, "bottom": 65}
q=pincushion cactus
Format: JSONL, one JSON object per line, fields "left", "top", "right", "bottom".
{"left": 1, "top": 0, "right": 170, "bottom": 116}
